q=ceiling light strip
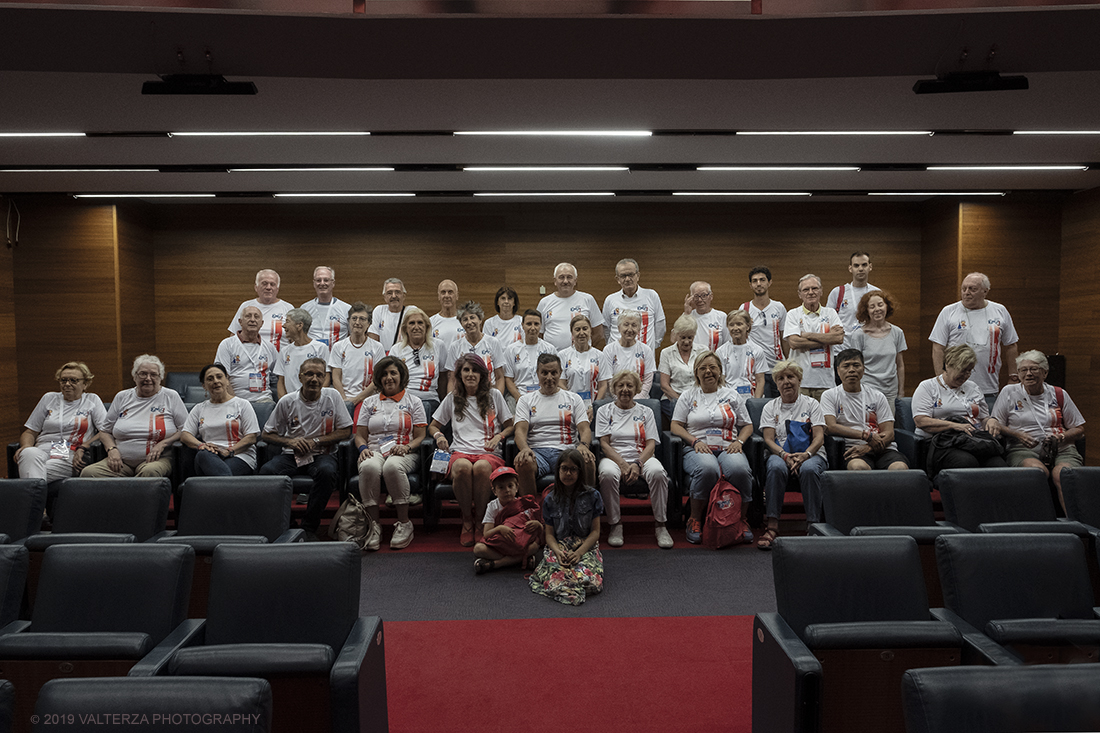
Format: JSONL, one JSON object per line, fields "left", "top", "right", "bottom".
{"left": 697, "top": 166, "right": 860, "bottom": 171}
{"left": 0, "top": 132, "right": 86, "bottom": 138}
{"left": 72, "top": 193, "right": 217, "bottom": 198}
{"left": 927, "top": 165, "right": 1088, "bottom": 171}
{"left": 455, "top": 131, "right": 651, "bottom": 137}
{"left": 1013, "top": 131, "right": 1100, "bottom": 135}
{"left": 736, "top": 131, "right": 932, "bottom": 136}
{"left": 464, "top": 166, "right": 629, "bottom": 172}
{"left": 1, "top": 168, "right": 158, "bottom": 173}
{"left": 472, "top": 191, "right": 615, "bottom": 197}
{"left": 867, "top": 192, "right": 1006, "bottom": 196}
{"left": 672, "top": 191, "right": 812, "bottom": 196}
{"left": 273, "top": 192, "right": 415, "bottom": 197}
{"left": 170, "top": 132, "right": 371, "bottom": 137}
{"left": 229, "top": 167, "right": 394, "bottom": 172}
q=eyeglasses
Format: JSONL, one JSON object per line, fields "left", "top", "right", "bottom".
{"left": 135, "top": 371, "right": 160, "bottom": 379}
{"left": 616, "top": 271, "right": 639, "bottom": 280}
{"left": 692, "top": 291, "right": 712, "bottom": 299}
{"left": 1018, "top": 366, "right": 1044, "bottom": 374}
{"left": 58, "top": 378, "right": 84, "bottom": 385}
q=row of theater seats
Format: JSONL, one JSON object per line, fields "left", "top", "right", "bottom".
{"left": 0, "top": 541, "right": 385, "bottom": 733}
{"left": 754, "top": 532, "right": 1100, "bottom": 733}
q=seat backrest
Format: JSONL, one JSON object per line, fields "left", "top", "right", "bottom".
{"left": 51, "top": 478, "right": 171, "bottom": 541}
{"left": 165, "top": 371, "right": 202, "bottom": 395}
{"left": 772, "top": 535, "right": 929, "bottom": 640}
{"left": 185, "top": 385, "right": 207, "bottom": 403}
{"left": 902, "top": 666, "right": 1100, "bottom": 733}
{"left": 0, "top": 478, "right": 47, "bottom": 541}
{"left": 1060, "top": 467, "right": 1100, "bottom": 527}
{"left": 252, "top": 401, "right": 277, "bottom": 432}
{"left": 821, "top": 470, "right": 935, "bottom": 534}
{"left": 206, "top": 544, "right": 360, "bottom": 651}
{"left": 0, "top": 545, "right": 29, "bottom": 628}
{"left": 935, "top": 533, "right": 1094, "bottom": 630}
{"left": 893, "top": 397, "right": 915, "bottom": 433}
{"left": 936, "top": 468, "right": 1054, "bottom": 532}
{"left": 176, "top": 476, "right": 293, "bottom": 541}
{"left": 745, "top": 397, "right": 769, "bottom": 432}
{"left": 34, "top": 543, "right": 194, "bottom": 644}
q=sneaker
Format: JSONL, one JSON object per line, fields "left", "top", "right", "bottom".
{"left": 364, "top": 520, "right": 382, "bottom": 552}
{"left": 608, "top": 524, "right": 624, "bottom": 547}
{"left": 390, "top": 520, "right": 414, "bottom": 550}
{"left": 686, "top": 517, "right": 702, "bottom": 544}
{"left": 408, "top": 494, "right": 423, "bottom": 507}
{"left": 296, "top": 493, "right": 309, "bottom": 505}
{"left": 742, "top": 528, "right": 755, "bottom": 544}
{"left": 656, "top": 526, "right": 674, "bottom": 549}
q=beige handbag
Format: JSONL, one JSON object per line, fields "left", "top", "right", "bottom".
{"left": 328, "top": 493, "right": 370, "bottom": 549}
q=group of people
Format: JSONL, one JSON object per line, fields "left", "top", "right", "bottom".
{"left": 14, "top": 256, "right": 1084, "bottom": 605}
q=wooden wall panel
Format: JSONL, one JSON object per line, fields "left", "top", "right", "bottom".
{"left": 919, "top": 201, "right": 960, "bottom": 385}
{"left": 0, "top": 202, "right": 18, "bottom": 448}
{"left": 1060, "top": 188, "right": 1100, "bottom": 465}
{"left": 116, "top": 206, "right": 157, "bottom": 375}
{"left": 152, "top": 202, "right": 924, "bottom": 377}
{"left": 12, "top": 203, "right": 121, "bottom": 422}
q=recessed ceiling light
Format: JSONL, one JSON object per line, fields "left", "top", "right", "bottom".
{"left": 455, "top": 131, "right": 651, "bottom": 137}
{"left": 1013, "top": 131, "right": 1100, "bottom": 135}
{"left": 672, "top": 191, "right": 812, "bottom": 196}
{"left": 0, "top": 132, "right": 86, "bottom": 138}
{"left": 472, "top": 191, "right": 616, "bottom": 196}
{"left": 170, "top": 132, "right": 371, "bottom": 137}
{"left": 926, "top": 165, "right": 1087, "bottom": 171}
{"left": 272, "top": 192, "right": 415, "bottom": 197}
{"left": 72, "top": 193, "right": 217, "bottom": 198}
{"left": 1, "top": 168, "right": 158, "bottom": 173}
{"left": 229, "top": 167, "right": 394, "bottom": 172}
{"left": 867, "top": 192, "right": 1006, "bottom": 196}
{"left": 736, "top": 131, "right": 932, "bottom": 136}
{"left": 463, "top": 166, "right": 630, "bottom": 172}
{"left": 697, "top": 166, "right": 861, "bottom": 171}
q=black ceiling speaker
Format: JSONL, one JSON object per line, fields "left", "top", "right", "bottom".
{"left": 913, "top": 71, "right": 1028, "bottom": 94}
{"left": 142, "top": 75, "right": 257, "bottom": 95}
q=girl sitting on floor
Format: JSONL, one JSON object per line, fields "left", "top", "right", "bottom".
{"left": 529, "top": 449, "right": 605, "bottom": 606}
{"left": 474, "top": 466, "right": 543, "bottom": 574}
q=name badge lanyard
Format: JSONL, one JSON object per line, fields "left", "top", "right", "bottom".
{"left": 1028, "top": 385, "right": 1056, "bottom": 436}
{"left": 51, "top": 393, "right": 84, "bottom": 458}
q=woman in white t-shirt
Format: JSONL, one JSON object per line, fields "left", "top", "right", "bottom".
{"left": 757, "top": 360, "right": 827, "bottom": 549}
{"left": 658, "top": 314, "right": 705, "bottom": 423}
{"left": 390, "top": 306, "right": 447, "bottom": 409}
{"left": 448, "top": 301, "right": 505, "bottom": 394}
{"left": 503, "top": 309, "right": 557, "bottom": 412}
{"left": 715, "top": 309, "right": 767, "bottom": 399}
{"left": 483, "top": 286, "right": 523, "bottom": 345}
{"left": 558, "top": 314, "right": 608, "bottom": 423}
{"left": 601, "top": 311, "right": 657, "bottom": 396}
{"left": 16, "top": 360, "right": 107, "bottom": 485}
{"left": 180, "top": 363, "right": 260, "bottom": 476}
{"left": 596, "top": 370, "right": 672, "bottom": 549}
{"left": 850, "top": 290, "right": 907, "bottom": 405}
{"left": 428, "top": 353, "right": 515, "bottom": 547}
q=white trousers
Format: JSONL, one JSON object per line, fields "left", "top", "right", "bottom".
{"left": 597, "top": 456, "right": 669, "bottom": 524}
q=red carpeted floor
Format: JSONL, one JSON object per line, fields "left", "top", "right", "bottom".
{"left": 383, "top": 615, "right": 754, "bottom": 733}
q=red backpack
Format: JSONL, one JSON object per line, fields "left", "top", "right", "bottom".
{"left": 702, "top": 479, "right": 750, "bottom": 550}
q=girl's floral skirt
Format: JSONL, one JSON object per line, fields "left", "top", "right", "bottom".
{"left": 528, "top": 536, "right": 604, "bottom": 606}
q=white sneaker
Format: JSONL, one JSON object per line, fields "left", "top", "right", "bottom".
{"left": 408, "top": 494, "right": 423, "bottom": 507}
{"left": 364, "top": 520, "right": 382, "bottom": 552}
{"left": 390, "top": 520, "right": 414, "bottom": 550}
{"left": 608, "top": 524, "right": 624, "bottom": 547}
{"left": 656, "top": 526, "right": 674, "bottom": 549}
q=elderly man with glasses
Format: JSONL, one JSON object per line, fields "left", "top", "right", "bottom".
{"left": 783, "top": 274, "right": 844, "bottom": 400}
{"left": 602, "top": 258, "right": 666, "bottom": 351}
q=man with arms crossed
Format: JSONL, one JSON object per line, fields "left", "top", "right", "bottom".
{"left": 784, "top": 274, "right": 844, "bottom": 399}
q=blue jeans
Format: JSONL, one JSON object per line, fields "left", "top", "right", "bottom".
{"left": 682, "top": 446, "right": 752, "bottom": 502}
{"left": 533, "top": 447, "right": 563, "bottom": 477}
{"left": 764, "top": 453, "right": 827, "bottom": 523}
{"left": 259, "top": 452, "right": 340, "bottom": 533}
{"left": 194, "top": 450, "right": 253, "bottom": 477}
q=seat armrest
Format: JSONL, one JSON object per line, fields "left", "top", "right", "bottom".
{"left": 936, "top": 521, "right": 968, "bottom": 533}
{"left": 275, "top": 529, "right": 305, "bottom": 543}
{"left": 929, "top": 607, "right": 1021, "bottom": 666}
{"left": 753, "top": 612, "right": 822, "bottom": 733}
{"left": 0, "top": 620, "right": 31, "bottom": 636}
{"left": 146, "top": 530, "right": 173, "bottom": 542}
{"left": 331, "top": 616, "right": 388, "bottom": 733}
{"left": 127, "top": 619, "right": 206, "bottom": 677}
{"left": 978, "top": 521, "right": 1092, "bottom": 537}
{"left": 807, "top": 523, "right": 846, "bottom": 537}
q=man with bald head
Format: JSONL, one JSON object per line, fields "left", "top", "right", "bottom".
{"left": 537, "top": 262, "right": 605, "bottom": 350}
{"left": 215, "top": 305, "right": 280, "bottom": 403}
{"left": 431, "top": 279, "right": 465, "bottom": 350}
{"left": 930, "top": 272, "right": 1019, "bottom": 402}
{"left": 227, "top": 268, "right": 293, "bottom": 352}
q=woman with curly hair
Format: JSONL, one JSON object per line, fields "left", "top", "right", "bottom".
{"left": 850, "top": 289, "right": 908, "bottom": 405}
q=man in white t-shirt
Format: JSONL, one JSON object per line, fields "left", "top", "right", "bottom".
{"left": 821, "top": 349, "right": 909, "bottom": 471}
{"left": 929, "top": 272, "right": 1020, "bottom": 401}
{"left": 683, "top": 280, "right": 729, "bottom": 353}
{"left": 215, "top": 305, "right": 279, "bottom": 403}
{"left": 602, "top": 258, "right": 666, "bottom": 351}
{"left": 275, "top": 308, "right": 330, "bottom": 399}
{"left": 300, "top": 265, "right": 350, "bottom": 347}
{"left": 259, "top": 357, "right": 353, "bottom": 536}
{"left": 537, "top": 263, "right": 606, "bottom": 350}
{"left": 742, "top": 265, "right": 786, "bottom": 398}
{"left": 784, "top": 274, "right": 844, "bottom": 399}
{"left": 227, "top": 268, "right": 293, "bottom": 352}
{"left": 368, "top": 278, "right": 409, "bottom": 353}
{"left": 431, "top": 279, "right": 465, "bottom": 350}
{"left": 826, "top": 251, "right": 877, "bottom": 349}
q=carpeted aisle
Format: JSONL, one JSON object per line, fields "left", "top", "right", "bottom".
{"left": 383, "top": 615, "right": 754, "bottom": 733}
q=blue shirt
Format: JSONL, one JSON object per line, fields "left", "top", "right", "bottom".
{"left": 542, "top": 486, "right": 604, "bottom": 540}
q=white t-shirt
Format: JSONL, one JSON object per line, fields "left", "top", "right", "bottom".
{"left": 760, "top": 394, "right": 826, "bottom": 457}
{"left": 672, "top": 385, "right": 751, "bottom": 448}
{"left": 356, "top": 390, "right": 428, "bottom": 451}
{"left": 215, "top": 335, "right": 279, "bottom": 403}
{"left": 601, "top": 339, "right": 657, "bottom": 392}
{"left": 183, "top": 397, "right": 260, "bottom": 469}
{"left": 740, "top": 299, "right": 787, "bottom": 370}
{"left": 558, "top": 345, "right": 606, "bottom": 406}
{"left": 300, "top": 297, "right": 350, "bottom": 347}
{"left": 820, "top": 385, "right": 898, "bottom": 450}
{"left": 368, "top": 304, "right": 418, "bottom": 353}
{"left": 390, "top": 341, "right": 448, "bottom": 401}
{"left": 595, "top": 402, "right": 661, "bottom": 463}
{"left": 483, "top": 314, "right": 523, "bottom": 345}
{"left": 536, "top": 291, "right": 605, "bottom": 350}
{"left": 431, "top": 314, "right": 466, "bottom": 351}
{"left": 602, "top": 287, "right": 667, "bottom": 350}
{"left": 104, "top": 388, "right": 188, "bottom": 464}
{"left": 482, "top": 497, "right": 540, "bottom": 526}
{"left": 784, "top": 305, "right": 843, "bottom": 389}
{"left": 715, "top": 341, "right": 768, "bottom": 397}
{"left": 432, "top": 389, "right": 512, "bottom": 455}
{"left": 691, "top": 309, "right": 730, "bottom": 353}
{"left": 992, "top": 383, "right": 1085, "bottom": 445}
{"left": 827, "top": 282, "right": 877, "bottom": 349}
{"left": 227, "top": 298, "right": 293, "bottom": 352}
{"left": 328, "top": 337, "right": 387, "bottom": 397}
{"left": 264, "top": 387, "right": 353, "bottom": 455}
{"left": 275, "top": 339, "right": 331, "bottom": 394}
{"left": 851, "top": 326, "right": 908, "bottom": 400}
{"left": 929, "top": 300, "right": 1019, "bottom": 395}
{"left": 514, "top": 389, "right": 589, "bottom": 451}
{"left": 911, "top": 375, "right": 989, "bottom": 439}
{"left": 658, "top": 346, "right": 706, "bottom": 400}
{"left": 450, "top": 334, "right": 505, "bottom": 376}
{"left": 24, "top": 392, "right": 107, "bottom": 452}
{"left": 504, "top": 340, "right": 558, "bottom": 393}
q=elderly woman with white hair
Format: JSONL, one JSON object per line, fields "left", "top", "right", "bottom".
{"left": 990, "top": 349, "right": 1086, "bottom": 511}
{"left": 601, "top": 310, "right": 657, "bottom": 396}
{"left": 81, "top": 354, "right": 188, "bottom": 478}
{"left": 658, "top": 314, "right": 704, "bottom": 422}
